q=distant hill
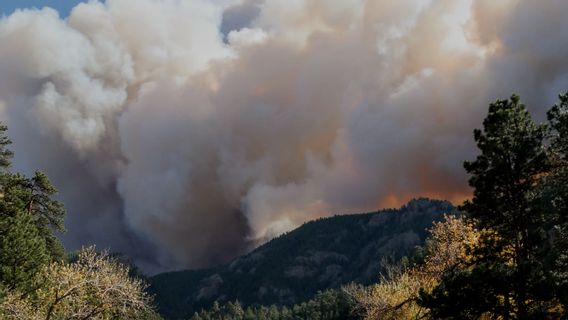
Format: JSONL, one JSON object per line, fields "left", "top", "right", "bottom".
{"left": 149, "top": 198, "right": 457, "bottom": 319}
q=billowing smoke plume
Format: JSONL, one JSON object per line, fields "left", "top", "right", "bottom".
{"left": 1, "top": 0, "right": 567, "bottom": 272}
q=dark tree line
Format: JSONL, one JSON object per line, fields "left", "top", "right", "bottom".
{"left": 190, "top": 289, "right": 355, "bottom": 320}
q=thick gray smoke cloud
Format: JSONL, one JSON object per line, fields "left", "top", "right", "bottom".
{"left": 1, "top": 0, "right": 567, "bottom": 272}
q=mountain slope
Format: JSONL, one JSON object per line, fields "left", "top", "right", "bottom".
{"left": 150, "top": 198, "right": 457, "bottom": 319}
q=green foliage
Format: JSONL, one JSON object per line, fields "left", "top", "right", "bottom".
{"left": 193, "top": 290, "right": 355, "bottom": 320}
{"left": 150, "top": 199, "right": 456, "bottom": 319}
{"left": 420, "top": 94, "right": 564, "bottom": 318}
{"left": 0, "top": 124, "right": 52, "bottom": 294}
{"left": 462, "top": 94, "right": 549, "bottom": 237}
{"left": 547, "top": 93, "right": 568, "bottom": 308}
{"left": 548, "top": 93, "right": 568, "bottom": 157}
{"left": 0, "top": 209, "right": 48, "bottom": 294}
{"left": 0, "top": 124, "right": 66, "bottom": 261}
{"left": 0, "top": 123, "right": 12, "bottom": 169}
{"left": 22, "top": 171, "right": 65, "bottom": 260}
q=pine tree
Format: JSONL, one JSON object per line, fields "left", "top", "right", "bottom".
{"left": 547, "top": 93, "right": 568, "bottom": 307}
{"left": 243, "top": 307, "right": 256, "bottom": 320}
{"left": 190, "top": 312, "right": 203, "bottom": 320}
{"left": 0, "top": 124, "right": 49, "bottom": 294}
{"left": 280, "top": 306, "right": 292, "bottom": 320}
{"left": 227, "top": 300, "right": 245, "bottom": 319}
{"left": 0, "top": 123, "right": 64, "bottom": 294}
{"left": 420, "top": 95, "right": 558, "bottom": 318}
{"left": 0, "top": 209, "right": 48, "bottom": 294}
{"left": 0, "top": 124, "right": 65, "bottom": 261}
{"left": 26, "top": 171, "right": 66, "bottom": 260}
{"left": 210, "top": 301, "right": 221, "bottom": 319}
{"left": 0, "top": 123, "right": 12, "bottom": 170}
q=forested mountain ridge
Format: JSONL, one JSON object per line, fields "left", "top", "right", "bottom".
{"left": 150, "top": 198, "right": 457, "bottom": 319}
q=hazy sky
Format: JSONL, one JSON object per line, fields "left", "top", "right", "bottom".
{"left": 1, "top": 0, "right": 567, "bottom": 273}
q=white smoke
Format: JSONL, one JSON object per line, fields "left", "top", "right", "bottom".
{"left": 1, "top": 0, "right": 567, "bottom": 271}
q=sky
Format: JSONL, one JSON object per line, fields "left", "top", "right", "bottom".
{"left": 0, "top": 0, "right": 87, "bottom": 17}
{"left": 0, "top": 0, "right": 567, "bottom": 273}
{"left": 0, "top": 0, "right": 237, "bottom": 17}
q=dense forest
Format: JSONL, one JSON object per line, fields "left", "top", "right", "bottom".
{"left": 1, "top": 91, "right": 568, "bottom": 319}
